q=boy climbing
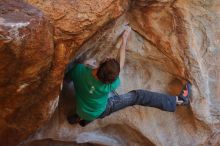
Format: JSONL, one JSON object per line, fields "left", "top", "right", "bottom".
{"left": 65, "top": 26, "right": 192, "bottom": 127}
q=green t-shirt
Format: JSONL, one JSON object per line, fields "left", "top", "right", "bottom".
{"left": 69, "top": 64, "right": 120, "bottom": 121}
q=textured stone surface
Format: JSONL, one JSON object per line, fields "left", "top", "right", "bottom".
{"left": 1, "top": 0, "right": 220, "bottom": 146}
{"left": 25, "top": 0, "right": 129, "bottom": 57}
{"left": 0, "top": 0, "right": 128, "bottom": 146}
{"left": 24, "top": 0, "right": 220, "bottom": 146}
{"left": 0, "top": 1, "right": 63, "bottom": 146}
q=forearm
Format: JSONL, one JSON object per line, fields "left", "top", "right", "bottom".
{"left": 119, "top": 40, "right": 126, "bottom": 70}
{"left": 118, "top": 26, "right": 131, "bottom": 70}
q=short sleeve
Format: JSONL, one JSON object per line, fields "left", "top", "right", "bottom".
{"left": 69, "top": 63, "right": 85, "bottom": 80}
{"left": 110, "top": 77, "right": 121, "bottom": 91}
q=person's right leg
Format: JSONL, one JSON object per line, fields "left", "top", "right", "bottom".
{"left": 67, "top": 114, "right": 81, "bottom": 124}
{"left": 67, "top": 114, "right": 91, "bottom": 127}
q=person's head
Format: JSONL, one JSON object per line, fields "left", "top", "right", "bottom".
{"left": 97, "top": 58, "right": 120, "bottom": 84}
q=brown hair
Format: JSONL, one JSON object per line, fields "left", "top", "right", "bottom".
{"left": 97, "top": 58, "right": 120, "bottom": 84}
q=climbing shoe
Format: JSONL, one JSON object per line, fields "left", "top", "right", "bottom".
{"left": 67, "top": 114, "right": 81, "bottom": 124}
{"left": 178, "top": 81, "right": 192, "bottom": 105}
{"left": 79, "top": 120, "right": 91, "bottom": 127}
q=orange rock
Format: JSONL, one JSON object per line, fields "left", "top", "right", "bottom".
{"left": 0, "top": 1, "right": 56, "bottom": 146}
{"left": 25, "top": 0, "right": 129, "bottom": 57}
{"left": 1, "top": 0, "right": 220, "bottom": 145}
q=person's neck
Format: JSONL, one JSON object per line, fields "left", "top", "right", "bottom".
{"left": 92, "top": 69, "right": 99, "bottom": 80}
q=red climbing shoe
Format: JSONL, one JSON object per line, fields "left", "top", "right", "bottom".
{"left": 178, "top": 81, "right": 192, "bottom": 105}
{"left": 67, "top": 114, "right": 81, "bottom": 124}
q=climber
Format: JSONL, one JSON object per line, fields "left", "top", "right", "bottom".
{"left": 65, "top": 26, "right": 192, "bottom": 127}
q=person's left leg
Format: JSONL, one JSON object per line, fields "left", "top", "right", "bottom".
{"left": 99, "top": 90, "right": 177, "bottom": 119}
{"left": 99, "top": 82, "right": 191, "bottom": 119}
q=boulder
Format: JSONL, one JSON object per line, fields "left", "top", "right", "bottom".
{"left": 0, "top": 1, "right": 61, "bottom": 146}
{"left": 0, "top": 0, "right": 129, "bottom": 145}
{"left": 25, "top": 0, "right": 129, "bottom": 57}
{"left": 23, "top": 0, "right": 220, "bottom": 145}
{"left": 1, "top": 0, "right": 220, "bottom": 146}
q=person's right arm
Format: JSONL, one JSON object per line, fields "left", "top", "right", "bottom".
{"left": 83, "top": 58, "right": 97, "bottom": 69}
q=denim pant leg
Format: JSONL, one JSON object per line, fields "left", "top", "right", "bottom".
{"left": 99, "top": 89, "right": 176, "bottom": 119}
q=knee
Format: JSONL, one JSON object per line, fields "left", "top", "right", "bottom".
{"left": 129, "top": 90, "right": 146, "bottom": 104}
{"left": 130, "top": 89, "right": 145, "bottom": 95}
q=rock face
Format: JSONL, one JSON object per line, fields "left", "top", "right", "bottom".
{"left": 0, "top": 0, "right": 128, "bottom": 146}
{"left": 1, "top": 0, "right": 220, "bottom": 146}
{"left": 25, "top": 0, "right": 129, "bottom": 57}
{"left": 0, "top": 1, "right": 57, "bottom": 146}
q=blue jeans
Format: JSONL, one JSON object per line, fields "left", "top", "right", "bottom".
{"left": 99, "top": 90, "right": 176, "bottom": 119}
{"left": 74, "top": 90, "right": 176, "bottom": 126}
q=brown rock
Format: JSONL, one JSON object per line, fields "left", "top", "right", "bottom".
{"left": 25, "top": 0, "right": 129, "bottom": 57}
{"left": 0, "top": 0, "right": 129, "bottom": 145}
{"left": 1, "top": 0, "right": 220, "bottom": 145}
{"left": 22, "top": 0, "right": 220, "bottom": 146}
{"left": 0, "top": 1, "right": 61, "bottom": 146}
